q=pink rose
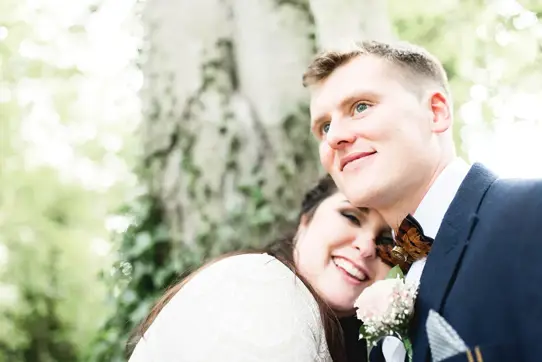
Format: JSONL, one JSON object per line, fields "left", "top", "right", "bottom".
{"left": 354, "top": 278, "right": 399, "bottom": 322}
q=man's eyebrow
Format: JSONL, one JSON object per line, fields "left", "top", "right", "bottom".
{"left": 311, "top": 90, "right": 381, "bottom": 126}
{"left": 311, "top": 113, "right": 329, "bottom": 129}
{"left": 339, "top": 91, "right": 380, "bottom": 110}
{"left": 338, "top": 94, "right": 361, "bottom": 111}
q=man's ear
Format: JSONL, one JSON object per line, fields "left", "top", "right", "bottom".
{"left": 428, "top": 91, "right": 452, "bottom": 134}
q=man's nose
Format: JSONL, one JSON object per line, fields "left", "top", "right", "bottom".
{"left": 326, "top": 121, "right": 355, "bottom": 149}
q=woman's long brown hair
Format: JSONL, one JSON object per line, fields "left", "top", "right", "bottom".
{"left": 126, "top": 175, "right": 347, "bottom": 362}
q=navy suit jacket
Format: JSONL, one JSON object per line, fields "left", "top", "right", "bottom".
{"left": 371, "top": 163, "right": 542, "bottom": 362}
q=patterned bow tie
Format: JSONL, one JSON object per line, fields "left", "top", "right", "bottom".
{"left": 376, "top": 214, "right": 434, "bottom": 272}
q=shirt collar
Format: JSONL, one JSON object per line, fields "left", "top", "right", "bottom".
{"left": 412, "top": 157, "right": 470, "bottom": 239}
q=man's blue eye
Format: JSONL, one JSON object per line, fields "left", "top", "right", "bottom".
{"left": 322, "top": 123, "right": 330, "bottom": 134}
{"left": 354, "top": 103, "right": 369, "bottom": 114}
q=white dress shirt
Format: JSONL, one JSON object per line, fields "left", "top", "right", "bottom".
{"left": 382, "top": 158, "right": 470, "bottom": 362}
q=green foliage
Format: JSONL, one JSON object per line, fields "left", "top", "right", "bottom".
{"left": 86, "top": 194, "right": 174, "bottom": 362}
{"left": 0, "top": 0, "right": 139, "bottom": 361}
{"left": 390, "top": 0, "right": 542, "bottom": 156}
{"left": 0, "top": 165, "right": 112, "bottom": 361}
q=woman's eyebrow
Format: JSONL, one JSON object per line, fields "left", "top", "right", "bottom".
{"left": 340, "top": 200, "right": 369, "bottom": 214}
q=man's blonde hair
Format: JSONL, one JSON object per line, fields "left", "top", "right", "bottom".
{"left": 302, "top": 40, "right": 451, "bottom": 99}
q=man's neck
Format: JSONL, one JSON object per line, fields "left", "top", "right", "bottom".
{"left": 380, "top": 159, "right": 452, "bottom": 230}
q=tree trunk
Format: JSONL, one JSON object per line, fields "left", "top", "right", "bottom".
{"left": 141, "top": 0, "right": 394, "bottom": 258}
{"left": 308, "top": 0, "right": 394, "bottom": 48}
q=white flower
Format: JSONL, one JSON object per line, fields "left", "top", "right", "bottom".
{"left": 354, "top": 275, "right": 418, "bottom": 342}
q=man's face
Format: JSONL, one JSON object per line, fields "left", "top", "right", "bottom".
{"left": 309, "top": 55, "right": 440, "bottom": 210}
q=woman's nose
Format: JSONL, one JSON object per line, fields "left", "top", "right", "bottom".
{"left": 352, "top": 234, "right": 377, "bottom": 259}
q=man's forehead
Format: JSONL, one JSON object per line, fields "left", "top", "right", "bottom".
{"left": 323, "top": 55, "right": 389, "bottom": 86}
{"left": 309, "top": 57, "right": 398, "bottom": 120}
{"left": 309, "top": 57, "right": 391, "bottom": 122}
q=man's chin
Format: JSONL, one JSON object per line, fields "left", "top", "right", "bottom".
{"left": 344, "top": 187, "right": 374, "bottom": 207}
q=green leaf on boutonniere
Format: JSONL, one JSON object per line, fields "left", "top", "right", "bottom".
{"left": 358, "top": 324, "right": 367, "bottom": 339}
{"left": 386, "top": 265, "right": 404, "bottom": 280}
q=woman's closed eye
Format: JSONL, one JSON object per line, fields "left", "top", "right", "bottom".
{"left": 340, "top": 211, "right": 361, "bottom": 226}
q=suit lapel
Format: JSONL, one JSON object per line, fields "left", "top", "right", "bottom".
{"left": 412, "top": 163, "right": 497, "bottom": 362}
{"left": 369, "top": 341, "right": 386, "bottom": 362}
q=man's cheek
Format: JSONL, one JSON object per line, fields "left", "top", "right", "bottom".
{"left": 319, "top": 143, "right": 334, "bottom": 170}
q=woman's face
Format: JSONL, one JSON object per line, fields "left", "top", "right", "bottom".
{"left": 294, "top": 191, "right": 391, "bottom": 316}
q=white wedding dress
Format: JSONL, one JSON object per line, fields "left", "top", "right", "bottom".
{"left": 128, "top": 253, "right": 331, "bottom": 362}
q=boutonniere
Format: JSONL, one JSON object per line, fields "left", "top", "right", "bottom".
{"left": 354, "top": 265, "right": 419, "bottom": 361}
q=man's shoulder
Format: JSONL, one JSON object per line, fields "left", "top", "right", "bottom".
{"left": 473, "top": 174, "right": 542, "bottom": 224}
{"left": 494, "top": 175, "right": 542, "bottom": 188}
{"left": 453, "top": 163, "right": 542, "bottom": 221}
{"left": 489, "top": 175, "right": 542, "bottom": 200}
{"left": 465, "top": 162, "right": 542, "bottom": 201}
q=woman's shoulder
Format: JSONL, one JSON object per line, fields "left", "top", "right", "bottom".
{"left": 193, "top": 253, "right": 294, "bottom": 282}
{"left": 203, "top": 252, "right": 284, "bottom": 272}
{"left": 132, "top": 253, "right": 331, "bottom": 361}
{"left": 174, "top": 253, "right": 315, "bottom": 309}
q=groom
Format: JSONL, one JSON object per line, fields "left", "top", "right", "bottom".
{"left": 303, "top": 40, "right": 542, "bottom": 362}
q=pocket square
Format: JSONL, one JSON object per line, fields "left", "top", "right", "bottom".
{"left": 426, "top": 310, "right": 468, "bottom": 362}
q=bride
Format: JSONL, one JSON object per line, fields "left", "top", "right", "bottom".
{"left": 127, "top": 175, "right": 392, "bottom": 362}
